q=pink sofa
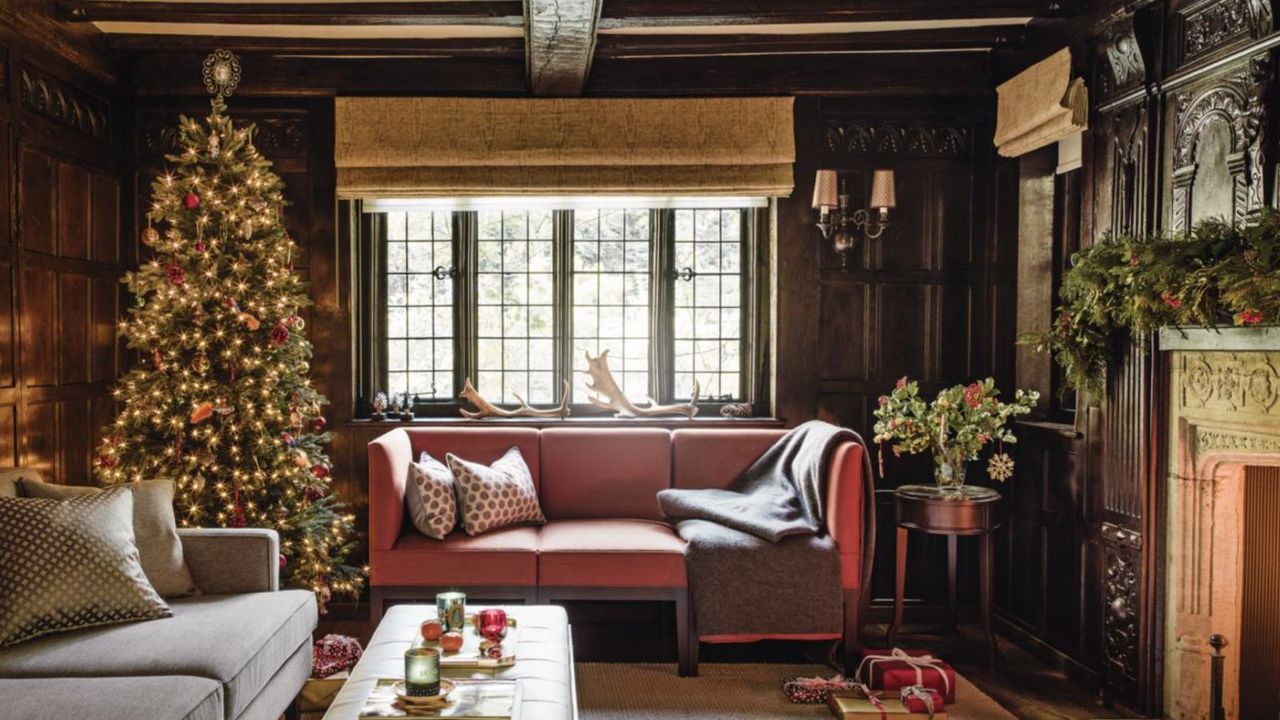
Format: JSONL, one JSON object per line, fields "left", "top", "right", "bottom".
{"left": 367, "top": 426, "right": 869, "bottom": 675}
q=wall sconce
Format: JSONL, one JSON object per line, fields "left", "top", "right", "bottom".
{"left": 812, "top": 169, "right": 896, "bottom": 269}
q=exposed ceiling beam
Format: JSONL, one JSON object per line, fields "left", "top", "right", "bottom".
{"left": 595, "top": 26, "right": 1025, "bottom": 58}
{"left": 526, "top": 0, "right": 604, "bottom": 96}
{"left": 105, "top": 34, "right": 524, "bottom": 58}
{"left": 598, "top": 0, "right": 1079, "bottom": 28}
{"left": 59, "top": 1, "right": 526, "bottom": 26}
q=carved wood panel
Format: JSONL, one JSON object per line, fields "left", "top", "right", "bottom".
{"left": 1173, "top": 0, "right": 1273, "bottom": 69}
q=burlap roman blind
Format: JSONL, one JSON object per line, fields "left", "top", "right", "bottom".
{"left": 994, "top": 48, "right": 1088, "bottom": 158}
{"left": 334, "top": 97, "right": 795, "bottom": 197}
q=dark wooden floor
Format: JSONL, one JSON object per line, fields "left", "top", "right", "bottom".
{"left": 317, "top": 601, "right": 1116, "bottom": 720}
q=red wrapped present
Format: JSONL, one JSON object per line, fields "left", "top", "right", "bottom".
{"left": 899, "top": 686, "right": 944, "bottom": 716}
{"left": 855, "top": 649, "right": 955, "bottom": 704}
{"left": 828, "top": 684, "right": 950, "bottom": 719}
{"left": 312, "top": 634, "right": 363, "bottom": 679}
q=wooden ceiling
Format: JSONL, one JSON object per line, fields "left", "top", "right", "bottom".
{"left": 60, "top": 0, "right": 1082, "bottom": 96}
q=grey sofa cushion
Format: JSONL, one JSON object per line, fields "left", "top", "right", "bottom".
{"left": 21, "top": 477, "right": 197, "bottom": 598}
{"left": 0, "top": 590, "right": 317, "bottom": 720}
{"left": 0, "top": 675, "right": 223, "bottom": 720}
{"left": 236, "top": 639, "right": 312, "bottom": 720}
{"left": 0, "top": 468, "right": 42, "bottom": 498}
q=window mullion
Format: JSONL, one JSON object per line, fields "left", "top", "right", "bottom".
{"left": 456, "top": 210, "right": 478, "bottom": 399}
{"left": 553, "top": 209, "right": 574, "bottom": 401}
{"left": 652, "top": 209, "right": 675, "bottom": 404}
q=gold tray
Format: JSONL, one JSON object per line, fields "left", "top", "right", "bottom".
{"left": 411, "top": 614, "right": 519, "bottom": 670}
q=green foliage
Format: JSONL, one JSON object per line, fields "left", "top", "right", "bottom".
{"left": 872, "top": 377, "right": 1038, "bottom": 482}
{"left": 1020, "top": 210, "right": 1280, "bottom": 395}
{"left": 96, "top": 98, "right": 363, "bottom": 603}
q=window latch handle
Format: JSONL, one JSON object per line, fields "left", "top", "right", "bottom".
{"left": 433, "top": 265, "right": 459, "bottom": 281}
{"left": 672, "top": 266, "right": 697, "bottom": 282}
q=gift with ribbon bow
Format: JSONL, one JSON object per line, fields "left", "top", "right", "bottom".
{"left": 899, "top": 686, "right": 944, "bottom": 717}
{"left": 855, "top": 648, "right": 956, "bottom": 704}
{"left": 781, "top": 674, "right": 860, "bottom": 703}
{"left": 827, "top": 683, "right": 951, "bottom": 719}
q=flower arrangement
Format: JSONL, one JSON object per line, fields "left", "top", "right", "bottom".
{"left": 1020, "top": 210, "right": 1280, "bottom": 395}
{"left": 872, "top": 377, "right": 1039, "bottom": 490}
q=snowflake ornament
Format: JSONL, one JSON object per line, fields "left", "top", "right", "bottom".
{"left": 988, "top": 452, "right": 1015, "bottom": 482}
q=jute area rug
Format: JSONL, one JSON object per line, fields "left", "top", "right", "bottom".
{"left": 576, "top": 663, "right": 1016, "bottom": 720}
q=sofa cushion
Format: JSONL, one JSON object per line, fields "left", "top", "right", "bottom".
{"left": 405, "top": 452, "right": 457, "bottom": 539}
{"left": 0, "top": 675, "right": 223, "bottom": 720}
{"left": 672, "top": 429, "right": 786, "bottom": 490}
{"left": 0, "top": 489, "right": 171, "bottom": 648}
{"left": 0, "top": 468, "right": 42, "bottom": 498}
{"left": 447, "top": 447, "right": 546, "bottom": 535}
{"left": 22, "top": 477, "right": 198, "bottom": 598}
{"left": 537, "top": 519, "right": 687, "bottom": 587}
{"left": 371, "top": 526, "right": 539, "bottom": 587}
{"left": 407, "top": 428, "right": 542, "bottom": 490}
{"left": 539, "top": 428, "right": 672, "bottom": 520}
{"left": 0, "top": 590, "right": 317, "bottom": 720}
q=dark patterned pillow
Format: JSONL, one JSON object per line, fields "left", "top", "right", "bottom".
{"left": 446, "top": 447, "right": 546, "bottom": 536}
{"left": 0, "top": 488, "right": 171, "bottom": 648}
{"left": 406, "top": 452, "right": 457, "bottom": 539}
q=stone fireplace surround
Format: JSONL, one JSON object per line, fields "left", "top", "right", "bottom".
{"left": 1160, "top": 327, "right": 1280, "bottom": 720}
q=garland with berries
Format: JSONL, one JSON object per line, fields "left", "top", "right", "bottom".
{"left": 1021, "top": 210, "right": 1280, "bottom": 396}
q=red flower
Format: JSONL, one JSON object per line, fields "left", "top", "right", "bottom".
{"left": 1162, "top": 292, "right": 1183, "bottom": 309}
{"left": 877, "top": 395, "right": 889, "bottom": 407}
{"left": 1238, "top": 309, "right": 1264, "bottom": 325}
{"left": 183, "top": 192, "right": 200, "bottom": 210}
{"left": 270, "top": 322, "right": 290, "bottom": 347}
{"left": 978, "top": 432, "right": 992, "bottom": 444}
{"left": 1059, "top": 312, "right": 1071, "bottom": 329}
{"left": 166, "top": 261, "right": 185, "bottom": 286}
{"left": 963, "top": 382, "right": 983, "bottom": 409}
{"left": 1129, "top": 253, "right": 1140, "bottom": 267}
{"left": 895, "top": 376, "right": 908, "bottom": 390}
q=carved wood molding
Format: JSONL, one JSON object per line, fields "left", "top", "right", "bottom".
{"left": 1108, "top": 104, "right": 1148, "bottom": 236}
{"left": 17, "top": 65, "right": 109, "bottom": 143}
{"left": 825, "top": 120, "right": 972, "bottom": 158}
{"left": 1178, "top": 0, "right": 1273, "bottom": 65}
{"left": 137, "top": 112, "right": 308, "bottom": 157}
{"left": 1169, "top": 54, "right": 1269, "bottom": 233}
{"left": 1096, "top": 15, "right": 1145, "bottom": 102}
{"left": 1104, "top": 540, "right": 1141, "bottom": 679}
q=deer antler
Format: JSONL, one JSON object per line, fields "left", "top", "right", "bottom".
{"left": 583, "top": 350, "right": 700, "bottom": 419}
{"left": 459, "top": 378, "right": 571, "bottom": 419}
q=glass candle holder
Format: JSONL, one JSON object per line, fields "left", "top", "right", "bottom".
{"left": 436, "top": 591, "right": 467, "bottom": 632}
{"left": 477, "top": 608, "right": 507, "bottom": 640}
{"left": 404, "top": 647, "right": 440, "bottom": 697}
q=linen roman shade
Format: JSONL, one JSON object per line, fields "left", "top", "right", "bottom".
{"left": 334, "top": 97, "right": 795, "bottom": 197}
{"left": 994, "top": 48, "right": 1088, "bottom": 158}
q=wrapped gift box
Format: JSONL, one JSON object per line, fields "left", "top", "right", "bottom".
{"left": 856, "top": 649, "right": 956, "bottom": 704}
{"left": 899, "top": 686, "right": 945, "bottom": 714}
{"left": 298, "top": 671, "right": 348, "bottom": 712}
{"left": 828, "top": 693, "right": 949, "bottom": 719}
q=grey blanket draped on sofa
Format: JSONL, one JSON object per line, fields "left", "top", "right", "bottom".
{"left": 656, "top": 420, "right": 869, "bottom": 639}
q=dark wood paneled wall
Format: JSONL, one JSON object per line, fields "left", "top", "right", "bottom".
{"left": 993, "top": 0, "right": 1280, "bottom": 714}
{"left": 0, "top": 7, "right": 126, "bottom": 486}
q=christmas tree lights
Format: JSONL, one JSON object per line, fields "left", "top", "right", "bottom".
{"left": 95, "top": 51, "right": 363, "bottom": 609}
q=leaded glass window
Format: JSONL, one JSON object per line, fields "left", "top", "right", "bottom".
{"left": 672, "top": 209, "right": 745, "bottom": 400}
{"left": 383, "top": 211, "right": 455, "bottom": 398}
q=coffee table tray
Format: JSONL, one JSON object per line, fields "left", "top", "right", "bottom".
{"left": 411, "top": 614, "right": 520, "bottom": 670}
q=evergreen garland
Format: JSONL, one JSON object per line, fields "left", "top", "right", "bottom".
{"left": 95, "top": 98, "right": 364, "bottom": 607}
{"left": 1021, "top": 210, "right": 1280, "bottom": 395}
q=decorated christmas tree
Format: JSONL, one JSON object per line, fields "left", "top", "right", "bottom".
{"left": 95, "top": 51, "right": 363, "bottom": 607}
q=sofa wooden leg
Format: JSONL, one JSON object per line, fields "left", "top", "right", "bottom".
{"left": 370, "top": 586, "right": 385, "bottom": 628}
{"left": 677, "top": 589, "right": 698, "bottom": 677}
{"left": 842, "top": 588, "right": 863, "bottom": 674}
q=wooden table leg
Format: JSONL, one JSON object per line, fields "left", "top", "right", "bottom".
{"left": 887, "top": 526, "right": 908, "bottom": 648}
{"left": 947, "top": 534, "right": 958, "bottom": 631}
{"left": 980, "top": 532, "right": 997, "bottom": 668}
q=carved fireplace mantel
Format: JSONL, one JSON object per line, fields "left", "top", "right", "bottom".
{"left": 1160, "top": 329, "right": 1280, "bottom": 720}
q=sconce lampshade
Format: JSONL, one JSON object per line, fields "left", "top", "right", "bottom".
{"left": 870, "top": 169, "right": 896, "bottom": 210}
{"left": 812, "top": 169, "right": 839, "bottom": 209}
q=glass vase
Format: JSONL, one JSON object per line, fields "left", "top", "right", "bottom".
{"left": 932, "top": 446, "right": 968, "bottom": 494}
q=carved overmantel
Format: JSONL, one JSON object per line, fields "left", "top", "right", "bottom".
{"left": 1161, "top": 329, "right": 1280, "bottom": 720}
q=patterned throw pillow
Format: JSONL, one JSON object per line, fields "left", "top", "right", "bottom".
{"left": 446, "top": 447, "right": 546, "bottom": 536}
{"left": 406, "top": 452, "right": 457, "bottom": 539}
{"left": 20, "top": 477, "right": 198, "bottom": 598}
{"left": 0, "top": 488, "right": 171, "bottom": 648}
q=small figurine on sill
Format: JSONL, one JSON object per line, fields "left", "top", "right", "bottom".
{"left": 399, "top": 392, "right": 415, "bottom": 421}
{"left": 371, "top": 392, "right": 388, "bottom": 421}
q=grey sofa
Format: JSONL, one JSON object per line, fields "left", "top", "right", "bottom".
{"left": 0, "top": 528, "right": 318, "bottom": 720}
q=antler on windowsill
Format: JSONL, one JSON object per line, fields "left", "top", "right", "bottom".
{"left": 458, "top": 378, "right": 571, "bottom": 419}
{"left": 583, "top": 350, "right": 700, "bottom": 419}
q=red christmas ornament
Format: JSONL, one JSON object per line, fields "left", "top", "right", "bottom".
{"left": 166, "top": 262, "right": 186, "bottom": 286}
{"left": 313, "top": 416, "right": 327, "bottom": 432}
{"left": 311, "top": 464, "right": 330, "bottom": 479}
{"left": 229, "top": 505, "right": 247, "bottom": 528}
{"left": 279, "top": 553, "right": 287, "bottom": 570}
{"left": 195, "top": 240, "right": 207, "bottom": 253}
{"left": 95, "top": 453, "right": 117, "bottom": 469}
{"left": 304, "top": 485, "right": 325, "bottom": 503}
{"left": 270, "top": 322, "right": 290, "bottom": 347}
{"left": 183, "top": 192, "right": 200, "bottom": 210}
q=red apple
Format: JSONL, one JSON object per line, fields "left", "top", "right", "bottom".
{"left": 420, "top": 619, "right": 443, "bottom": 642}
{"left": 440, "top": 631, "right": 464, "bottom": 653}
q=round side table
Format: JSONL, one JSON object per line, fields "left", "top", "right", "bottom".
{"left": 886, "top": 484, "right": 1002, "bottom": 668}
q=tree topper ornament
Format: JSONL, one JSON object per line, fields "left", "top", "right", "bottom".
{"left": 202, "top": 49, "right": 242, "bottom": 99}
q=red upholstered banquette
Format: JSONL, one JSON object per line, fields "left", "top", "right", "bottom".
{"left": 367, "top": 426, "right": 868, "bottom": 675}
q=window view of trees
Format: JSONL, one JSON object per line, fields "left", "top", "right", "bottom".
{"left": 378, "top": 204, "right": 751, "bottom": 409}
